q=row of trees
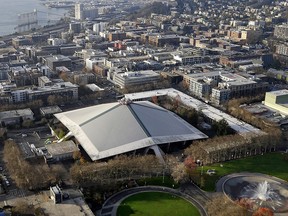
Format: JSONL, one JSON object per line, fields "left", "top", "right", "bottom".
{"left": 70, "top": 155, "right": 165, "bottom": 188}
{"left": 3, "top": 140, "right": 66, "bottom": 190}
{"left": 184, "top": 130, "right": 282, "bottom": 165}
{"left": 0, "top": 100, "right": 43, "bottom": 112}
{"left": 70, "top": 154, "right": 194, "bottom": 187}
{"left": 227, "top": 96, "right": 279, "bottom": 132}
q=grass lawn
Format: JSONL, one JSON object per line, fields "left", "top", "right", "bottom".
{"left": 117, "top": 192, "right": 200, "bottom": 216}
{"left": 199, "top": 153, "right": 288, "bottom": 191}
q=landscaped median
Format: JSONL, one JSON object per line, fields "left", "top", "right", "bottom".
{"left": 196, "top": 152, "right": 288, "bottom": 191}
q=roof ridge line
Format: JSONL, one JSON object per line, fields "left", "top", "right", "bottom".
{"left": 127, "top": 104, "right": 151, "bottom": 137}
{"left": 79, "top": 104, "right": 121, "bottom": 127}
{"left": 132, "top": 102, "right": 167, "bottom": 113}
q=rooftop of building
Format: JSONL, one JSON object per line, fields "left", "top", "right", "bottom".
{"left": 118, "top": 70, "right": 160, "bottom": 79}
{"left": 45, "top": 55, "right": 71, "bottom": 62}
{"left": 0, "top": 109, "right": 33, "bottom": 120}
{"left": 46, "top": 140, "right": 78, "bottom": 156}
{"left": 39, "top": 76, "right": 52, "bottom": 83}
{"left": 40, "top": 106, "right": 62, "bottom": 115}
{"left": 26, "top": 82, "right": 78, "bottom": 94}
{"left": 55, "top": 100, "right": 207, "bottom": 161}
{"left": 267, "top": 89, "right": 288, "bottom": 97}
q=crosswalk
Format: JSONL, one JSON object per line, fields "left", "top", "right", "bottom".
{"left": 8, "top": 189, "right": 25, "bottom": 197}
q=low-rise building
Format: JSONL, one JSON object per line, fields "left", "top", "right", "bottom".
{"left": 43, "top": 55, "right": 72, "bottom": 71}
{"left": 108, "top": 32, "right": 126, "bottom": 41}
{"left": 50, "top": 185, "right": 62, "bottom": 204}
{"left": 114, "top": 70, "right": 160, "bottom": 89}
{"left": 27, "top": 82, "right": 78, "bottom": 102}
{"left": 38, "top": 76, "right": 53, "bottom": 87}
{"left": 0, "top": 63, "right": 9, "bottom": 80}
{"left": 0, "top": 108, "right": 34, "bottom": 126}
{"left": 40, "top": 106, "right": 62, "bottom": 117}
{"left": 46, "top": 140, "right": 78, "bottom": 162}
{"left": 183, "top": 70, "right": 268, "bottom": 104}
{"left": 148, "top": 34, "right": 180, "bottom": 47}
{"left": 264, "top": 90, "right": 288, "bottom": 115}
{"left": 276, "top": 44, "right": 288, "bottom": 56}
{"left": 274, "top": 23, "right": 288, "bottom": 40}
{"left": 9, "top": 81, "right": 78, "bottom": 104}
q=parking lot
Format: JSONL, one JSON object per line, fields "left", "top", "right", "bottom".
{"left": 7, "top": 126, "right": 55, "bottom": 159}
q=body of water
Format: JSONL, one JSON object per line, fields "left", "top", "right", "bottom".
{"left": 0, "top": 0, "right": 69, "bottom": 36}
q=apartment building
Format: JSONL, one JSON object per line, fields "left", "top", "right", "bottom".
{"left": 276, "top": 44, "right": 288, "bottom": 56}
{"left": 184, "top": 71, "right": 268, "bottom": 104}
{"left": 43, "top": 55, "right": 72, "bottom": 71}
{"left": 274, "top": 24, "right": 288, "bottom": 40}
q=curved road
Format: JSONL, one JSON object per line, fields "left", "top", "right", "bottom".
{"left": 100, "top": 184, "right": 209, "bottom": 216}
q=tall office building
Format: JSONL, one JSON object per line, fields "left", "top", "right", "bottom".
{"left": 75, "top": 3, "right": 98, "bottom": 20}
{"left": 75, "top": 3, "right": 84, "bottom": 20}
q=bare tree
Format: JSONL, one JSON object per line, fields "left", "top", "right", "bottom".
{"left": 171, "top": 163, "right": 189, "bottom": 183}
{"left": 3, "top": 140, "right": 62, "bottom": 190}
{"left": 12, "top": 200, "right": 35, "bottom": 215}
{"left": 205, "top": 194, "right": 248, "bottom": 216}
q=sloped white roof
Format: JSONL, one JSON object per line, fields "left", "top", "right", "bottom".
{"left": 125, "top": 88, "right": 264, "bottom": 136}
{"left": 55, "top": 101, "right": 207, "bottom": 161}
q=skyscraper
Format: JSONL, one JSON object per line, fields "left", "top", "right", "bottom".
{"left": 75, "top": 3, "right": 84, "bottom": 20}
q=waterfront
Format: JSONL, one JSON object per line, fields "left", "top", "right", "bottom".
{"left": 0, "top": 0, "right": 69, "bottom": 36}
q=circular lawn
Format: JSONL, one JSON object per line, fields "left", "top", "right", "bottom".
{"left": 117, "top": 192, "right": 201, "bottom": 216}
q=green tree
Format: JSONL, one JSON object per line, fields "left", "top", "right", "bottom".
{"left": 212, "top": 119, "right": 230, "bottom": 136}
{"left": 22, "top": 119, "right": 34, "bottom": 128}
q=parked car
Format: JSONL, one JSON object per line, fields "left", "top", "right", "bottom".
{"left": 206, "top": 169, "right": 216, "bottom": 175}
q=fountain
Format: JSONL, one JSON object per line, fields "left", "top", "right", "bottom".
{"left": 241, "top": 181, "right": 283, "bottom": 210}
{"left": 219, "top": 173, "right": 288, "bottom": 213}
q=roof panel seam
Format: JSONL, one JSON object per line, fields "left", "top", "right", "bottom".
{"left": 127, "top": 104, "right": 152, "bottom": 137}
{"left": 79, "top": 104, "right": 121, "bottom": 127}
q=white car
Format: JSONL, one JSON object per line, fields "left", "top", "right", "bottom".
{"left": 206, "top": 169, "right": 216, "bottom": 175}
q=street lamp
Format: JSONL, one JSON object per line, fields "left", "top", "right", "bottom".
{"left": 201, "top": 165, "right": 204, "bottom": 175}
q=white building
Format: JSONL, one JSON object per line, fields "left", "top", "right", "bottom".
{"left": 47, "top": 38, "right": 66, "bottom": 46}
{"left": 55, "top": 101, "right": 207, "bottom": 161}
{"left": 75, "top": 3, "right": 98, "bottom": 20}
{"left": 75, "top": 3, "right": 84, "bottom": 20}
{"left": 93, "top": 22, "right": 108, "bottom": 34}
{"left": 85, "top": 58, "right": 105, "bottom": 71}
{"left": 12, "top": 90, "right": 28, "bottom": 103}
{"left": 114, "top": 70, "right": 160, "bottom": 89}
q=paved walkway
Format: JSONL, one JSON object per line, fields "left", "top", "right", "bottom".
{"left": 100, "top": 184, "right": 209, "bottom": 216}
